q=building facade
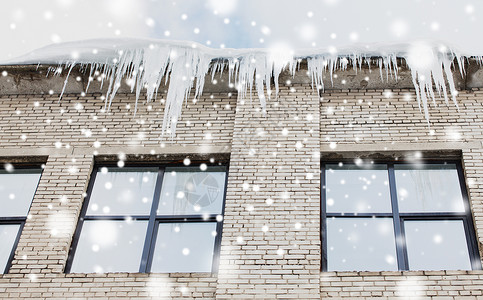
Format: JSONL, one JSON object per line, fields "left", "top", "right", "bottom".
{"left": 0, "top": 61, "right": 482, "bottom": 299}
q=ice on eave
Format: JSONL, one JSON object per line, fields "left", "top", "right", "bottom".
{"left": 1, "top": 38, "right": 479, "bottom": 136}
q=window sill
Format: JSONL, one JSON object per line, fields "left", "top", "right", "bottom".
{"left": 320, "top": 269, "right": 483, "bottom": 276}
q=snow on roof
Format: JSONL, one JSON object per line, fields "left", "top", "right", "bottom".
{"left": 2, "top": 38, "right": 481, "bottom": 136}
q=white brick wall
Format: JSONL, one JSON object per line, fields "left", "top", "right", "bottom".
{"left": 216, "top": 85, "right": 321, "bottom": 299}
{"left": 0, "top": 73, "right": 481, "bottom": 298}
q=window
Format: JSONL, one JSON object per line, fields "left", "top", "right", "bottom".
{"left": 66, "top": 164, "right": 227, "bottom": 273}
{"left": 322, "top": 161, "right": 481, "bottom": 271}
{"left": 0, "top": 167, "right": 42, "bottom": 273}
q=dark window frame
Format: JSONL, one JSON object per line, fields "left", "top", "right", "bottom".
{"left": 0, "top": 164, "right": 43, "bottom": 274}
{"left": 65, "top": 161, "right": 228, "bottom": 274}
{"left": 321, "top": 159, "right": 481, "bottom": 271}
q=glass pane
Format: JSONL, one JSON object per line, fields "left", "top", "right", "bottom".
{"left": 405, "top": 220, "right": 471, "bottom": 270}
{"left": 70, "top": 220, "right": 147, "bottom": 273}
{"left": 326, "top": 164, "right": 391, "bottom": 213}
{"left": 0, "top": 170, "right": 41, "bottom": 217}
{"left": 0, "top": 225, "right": 20, "bottom": 273}
{"left": 327, "top": 218, "right": 397, "bottom": 271}
{"left": 395, "top": 164, "right": 465, "bottom": 212}
{"left": 87, "top": 167, "right": 158, "bottom": 216}
{"left": 157, "top": 167, "right": 226, "bottom": 215}
{"left": 150, "top": 222, "right": 217, "bottom": 272}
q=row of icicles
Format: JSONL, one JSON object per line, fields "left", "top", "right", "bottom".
{"left": 45, "top": 43, "right": 478, "bottom": 136}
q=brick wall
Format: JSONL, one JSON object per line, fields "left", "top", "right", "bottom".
{"left": 320, "top": 270, "right": 483, "bottom": 298}
{"left": 317, "top": 88, "right": 483, "bottom": 299}
{"left": 0, "top": 91, "right": 234, "bottom": 299}
{"left": 0, "top": 92, "right": 236, "bottom": 149}
{"left": 9, "top": 154, "right": 93, "bottom": 275}
{"left": 0, "top": 69, "right": 482, "bottom": 298}
{"left": 320, "top": 89, "right": 483, "bottom": 145}
{"left": 216, "top": 85, "right": 321, "bottom": 299}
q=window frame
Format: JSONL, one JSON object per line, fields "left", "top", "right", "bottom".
{"left": 321, "top": 159, "right": 481, "bottom": 271}
{"left": 0, "top": 164, "right": 43, "bottom": 274}
{"left": 65, "top": 161, "right": 229, "bottom": 274}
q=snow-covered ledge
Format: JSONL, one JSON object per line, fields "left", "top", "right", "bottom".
{"left": 1, "top": 38, "right": 483, "bottom": 135}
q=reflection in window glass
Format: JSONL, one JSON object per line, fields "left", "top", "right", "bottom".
{"left": 0, "top": 225, "right": 20, "bottom": 272}
{"left": 0, "top": 170, "right": 41, "bottom": 217}
{"left": 70, "top": 220, "right": 148, "bottom": 273}
{"left": 326, "top": 164, "right": 391, "bottom": 213}
{"left": 405, "top": 220, "right": 471, "bottom": 270}
{"left": 395, "top": 164, "right": 465, "bottom": 212}
{"left": 158, "top": 167, "right": 226, "bottom": 215}
{"left": 327, "top": 218, "right": 397, "bottom": 271}
{"left": 151, "top": 222, "right": 217, "bottom": 272}
{"left": 87, "top": 168, "right": 158, "bottom": 216}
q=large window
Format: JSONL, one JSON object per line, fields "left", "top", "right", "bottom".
{"left": 66, "top": 163, "right": 227, "bottom": 273}
{"left": 322, "top": 160, "right": 481, "bottom": 271}
{"left": 0, "top": 167, "right": 42, "bottom": 273}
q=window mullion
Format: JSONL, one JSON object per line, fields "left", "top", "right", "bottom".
{"left": 208, "top": 162, "right": 230, "bottom": 273}
{"left": 388, "top": 163, "right": 408, "bottom": 271}
{"left": 83, "top": 215, "right": 150, "bottom": 221}
{"left": 156, "top": 215, "right": 218, "bottom": 222}
{"left": 3, "top": 222, "right": 25, "bottom": 274}
{"left": 461, "top": 217, "right": 481, "bottom": 270}
{"left": 456, "top": 163, "right": 482, "bottom": 270}
{"left": 139, "top": 167, "right": 165, "bottom": 273}
{"left": 321, "top": 164, "right": 328, "bottom": 271}
{"left": 0, "top": 217, "right": 26, "bottom": 223}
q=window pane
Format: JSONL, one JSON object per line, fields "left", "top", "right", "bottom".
{"left": 87, "top": 168, "right": 158, "bottom": 216}
{"left": 327, "top": 218, "right": 397, "bottom": 271}
{"left": 395, "top": 164, "right": 465, "bottom": 212}
{"left": 326, "top": 164, "right": 391, "bottom": 213}
{"left": 150, "top": 222, "right": 217, "bottom": 272}
{"left": 70, "top": 220, "right": 147, "bottom": 273}
{"left": 157, "top": 167, "right": 226, "bottom": 215}
{"left": 0, "top": 225, "right": 20, "bottom": 273}
{"left": 405, "top": 220, "right": 471, "bottom": 270}
{"left": 0, "top": 170, "right": 41, "bottom": 217}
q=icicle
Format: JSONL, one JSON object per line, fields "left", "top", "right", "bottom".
{"left": 442, "top": 54, "right": 459, "bottom": 109}
{"left": 161, "top": 47, "right": 211, "bottom": 135}
{"left": 59, "top": 62, "right": 75, "bottom": 101}
{"left": 378, "top": 58, "right": 384, "bottom": 82}
{"left": 391, "top": 55, "right": 398, "bottom": 81}
{"left": 404, "top": 42, "right": 462, "bottom": 122}
{"left": 84, "top": 64, "right": 96, "bottom": 93}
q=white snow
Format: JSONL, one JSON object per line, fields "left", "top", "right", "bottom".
{"left": 1, "top": 38, "right": 480, "bottom": 136}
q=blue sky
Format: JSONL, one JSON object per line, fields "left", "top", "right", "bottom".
{"left": 1, "top": 0, "right": 482, "bottom": 59}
